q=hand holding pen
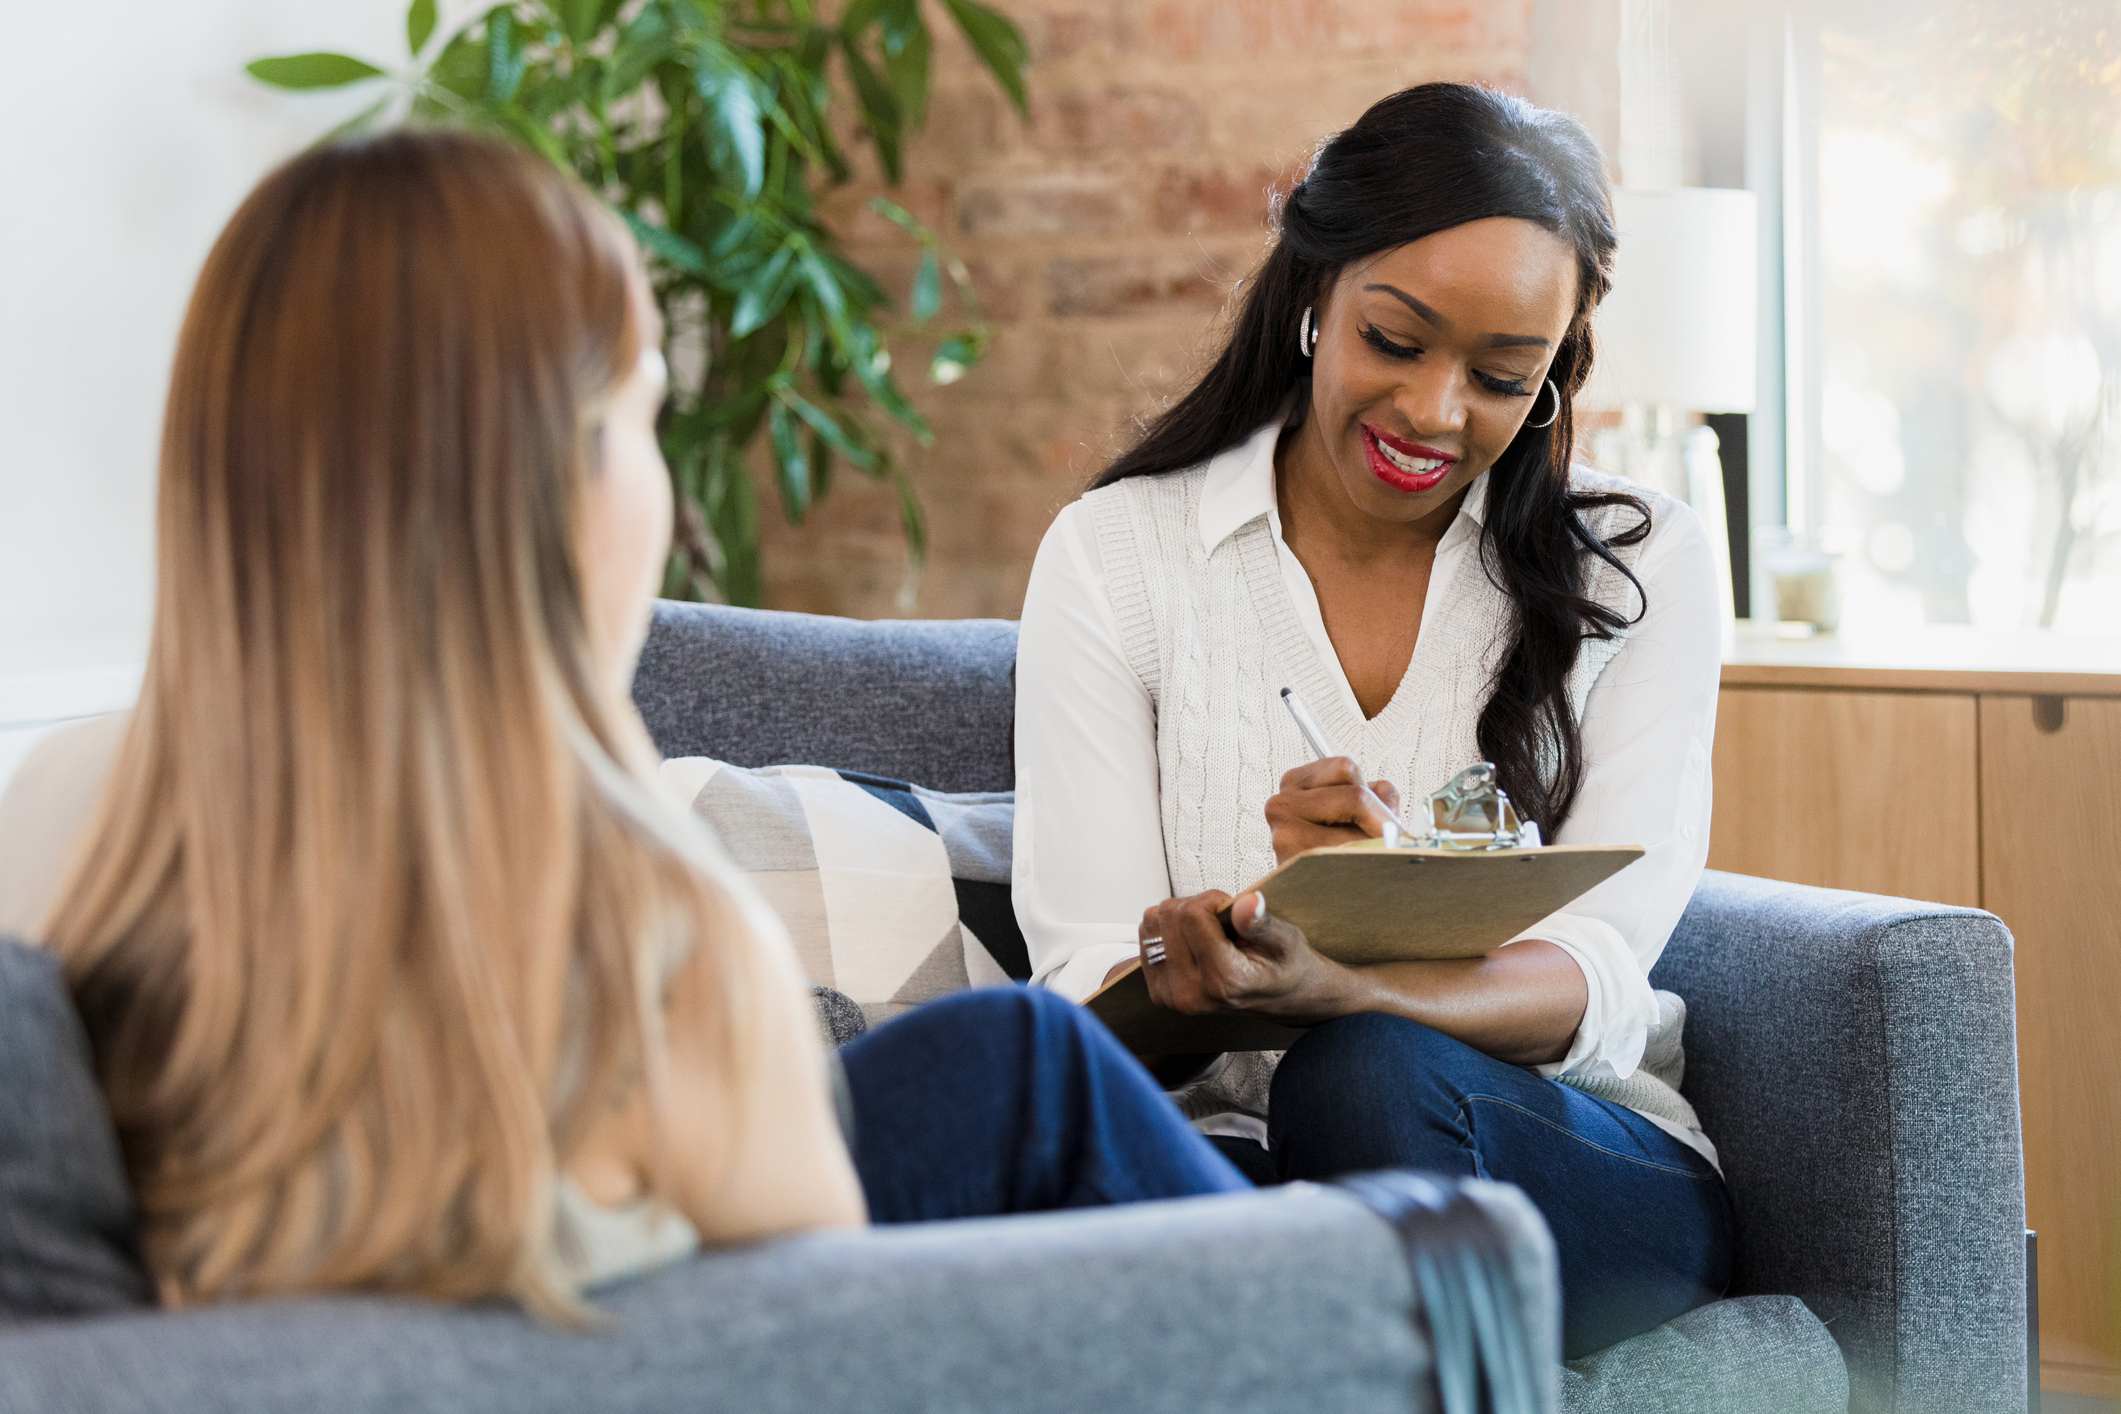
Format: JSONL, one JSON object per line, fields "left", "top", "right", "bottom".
{"left": 1150, "top": 683, "right": 1403, "bottom": 1011}
{"left": 1268, "top": 686, "right": 1409, "bottom": 859}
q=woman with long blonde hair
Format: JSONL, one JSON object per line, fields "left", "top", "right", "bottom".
{"left": 26, "top": 128, "right": 1243, "bottom": 1317}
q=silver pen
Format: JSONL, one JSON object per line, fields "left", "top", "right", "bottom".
{"left": 1279, "top": 686, "right": 1405, "bottom": 848}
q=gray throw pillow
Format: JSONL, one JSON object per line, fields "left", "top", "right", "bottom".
{"left": 0, "top": 937, "right": 152, "bottom": 1321}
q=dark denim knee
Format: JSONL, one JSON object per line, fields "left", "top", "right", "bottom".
{"left": 916, "top": 983, "right": 1056, "bottom": 1022}
{"left": 1011, "top": 983, "right": 1087, "bottom": 1024}
{"left": 913, "top": 984, "right": 1091, "bottom": 1061}
{"left": 1268, "top": 1013, "right": 1491, "bottom": 1180}
{"left": 1273, "top": 1014, "right": 1479, "bottom": 1129}
{"left": 891, "top": 985, "right": 1031, "bottom": 1060}
{"left": 960, "top": 982, "right": 1094, "bottom": 1039}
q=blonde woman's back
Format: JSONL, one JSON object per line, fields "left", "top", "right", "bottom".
{"left": 38, "top": 129, "right": 862, "bottom": 1318}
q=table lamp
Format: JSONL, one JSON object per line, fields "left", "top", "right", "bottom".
{"left": 1578, "top": 186, "right": 1758, "bottom": 631}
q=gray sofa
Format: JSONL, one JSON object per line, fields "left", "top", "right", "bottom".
{"left": 0, "top": 600, "right": 2030, "bottom": 1413}
{"left": 629, "top": 602, "right": 2030, "bottom": 1414}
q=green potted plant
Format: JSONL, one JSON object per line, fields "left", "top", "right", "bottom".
{"left": 249, "top": 0, "right": 1027, "bottom": 605}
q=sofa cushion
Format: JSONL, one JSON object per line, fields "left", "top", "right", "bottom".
{"left": 0, "top": 937, "right": 152, "bottom": 1321}
{"left": 1559, "top": 1294, "right": 1846, "bottom": 1414}
{"left": 632, "top": 602, "right": 1020, "bottom": 794}
{"left": 666, "top": 758, "right": 1026, "bottom": 1026}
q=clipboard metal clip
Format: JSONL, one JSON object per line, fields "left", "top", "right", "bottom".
{"left": 1411, "top": 763, "right": 1544, "bottom": 851}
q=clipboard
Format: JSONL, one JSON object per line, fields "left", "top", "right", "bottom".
{"left": 1084, "top": 841, "right": 1641, "bottom": 1053}
{"left": 1081, "top": 766, "right": 1642, "bottom": 1054}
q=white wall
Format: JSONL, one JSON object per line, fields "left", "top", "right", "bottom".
{"left": 0, "top": 2, "right": 462, "bottom": 786}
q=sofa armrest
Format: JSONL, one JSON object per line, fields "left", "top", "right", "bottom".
{"left": 0, "top": 1183, "right": 1555, "bottom": 1414}
{"left": 1653, "top": 871, "right": 2027, "bottom": 1414}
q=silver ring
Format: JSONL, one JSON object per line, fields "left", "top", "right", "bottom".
{"left": 1142, "top": 937, "right": 1168, "bottom": 966}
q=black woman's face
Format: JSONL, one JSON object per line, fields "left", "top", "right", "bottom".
{"left": 1303, "top": 217, "right": 1579, "bottom": 525}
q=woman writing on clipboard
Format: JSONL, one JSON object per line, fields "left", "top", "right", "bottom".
{"left": 1012, "top": 83, "right": 1732, "bottom": 1358}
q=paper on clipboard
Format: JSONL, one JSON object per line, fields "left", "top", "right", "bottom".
{"left": 1081, "top": 764, "right": 1643, "bottom": 1053}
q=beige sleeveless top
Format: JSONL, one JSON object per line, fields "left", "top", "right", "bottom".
{"left": 553, "top": 1180, "right": 701, "bottom": 1288}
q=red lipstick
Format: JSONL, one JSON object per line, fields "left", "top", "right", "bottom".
{"left": 1361, "top": 424, "right": 1456, "bottom": 494}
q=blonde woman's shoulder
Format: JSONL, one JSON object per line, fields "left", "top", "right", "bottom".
{"left": 0, "top": 712, "right": 129, "bottom": 940}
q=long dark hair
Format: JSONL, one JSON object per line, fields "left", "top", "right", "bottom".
{"left": 1092, "top": 83, "right": 1649, "bottom": 834}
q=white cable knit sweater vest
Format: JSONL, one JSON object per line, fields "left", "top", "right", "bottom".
{"left": 1081, "top": 463, "right": 1702, "bottom": 1138}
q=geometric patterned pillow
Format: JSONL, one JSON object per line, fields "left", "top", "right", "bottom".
{"left": 660, "top": 758, "right": 1028, "bottom": 1028}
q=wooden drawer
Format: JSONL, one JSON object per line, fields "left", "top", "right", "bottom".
{"left": 1709, "top": 687, "right": 1981, "bottom": 906}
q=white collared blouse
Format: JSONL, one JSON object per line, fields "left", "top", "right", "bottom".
{"left": 1011, "top": 416, "right": 1723, "bottom": 1162}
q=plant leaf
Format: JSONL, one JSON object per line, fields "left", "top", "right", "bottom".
{"left": 705, "top": 210, "right": 762, "bottom": 261}
{"left": 940, "top": 0, "right": 1028, "bottom": 115}
{"left": 930, "top": 331, "right": 982, "bottom": 384}
{"left": 425, "top": 25, "right": 489, "bottom": 100}
{"left": 839, "top": 36, "right": 903, "bottom": 183}
{"left": 808, "top": 427, "right": 835, "bottom": 501}
{"left": 895, "top": 469, "right": 928, "bottom": 561}
{"left": 911, "top": 248, "right": 941, "bottom": 321}
{"left": 246, "top": 53, "right": 387, "bottom": 90}
{"left": 696, "top": 51, "right": 767, "bottom": 198}
{"left": 784, "top": 391, "right": 879, "bottom": 469}
{"left": 558, "top": 0, "right": 609, "bottom": 45}
{"left": 620, "top": 212, "right": 713, "bottom": 278}
{"left": 407, "top": 0, "right": 438, "bottom": 54}
{"left": 815, "top": 347, "right": 848, "bottom": 397}
{"left": 866, "top": 195, "right": 925, "bottom": 238}
{"left": 879, "top": 0, "right": 931, "bottom": 129}
{"left": 768, "top": 400, "right": 812, "bottom": 520}
{"left": 682, "top": 390, "right": 769, "bottom": 442}
{"left": 877, "top": 0, "right": 925, "bottom": 49}
{"left": 255, "top": 0, "right": 1002, "bottom": 605}
{"left": 603, "top": 4, "right": 674, "bottom": 98}
{"left": 795, "top": 22, "right": 834, "bottom": 80}
{"left": 495, "top": 106, "right": 567, "bottom": 164}
{"left": 796, "top": 247, "right": 845, "bottom": 321}
{"left": 816, "top": 248, "right": 888, "bottom": 313}
{"left": 767, "top": 50, "right": 849, "bottom": 183}
{"left": 524, "top": 60, "right": 596, "bottom": 120}
{"left": 487, "top": 9, "right": 524, "bottom": 104}
{"left": 849, "top": 328, "right": 931, "bottom": 440}
{"left": 699, "top": 442, "right": 761, "bottom": 606}
{"left": 840, "top": 0, "right": 891, "bottom": 34}
{"left": 731, "top": 244, "right": 798, "bottom": 338}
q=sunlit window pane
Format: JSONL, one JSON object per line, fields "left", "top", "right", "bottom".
{"left": 1811, "top": 1, "right": 2120, "bottom": 633}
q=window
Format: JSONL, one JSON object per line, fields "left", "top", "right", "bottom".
{"left": 1782, "top": 1, "right": 2120, "bottom": 633}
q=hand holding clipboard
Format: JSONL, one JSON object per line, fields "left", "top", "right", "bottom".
{"left": 1093, "top": 697, "right": 1638, "bottom": 1054}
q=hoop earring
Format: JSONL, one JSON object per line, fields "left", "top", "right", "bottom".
{"left": 1298, "top": 306, "right": 1318, "bottom": 358}
{"left": 1525, "top": 379, "right": 1560, "bottom": 429}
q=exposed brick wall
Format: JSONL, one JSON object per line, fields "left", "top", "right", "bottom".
{"left": 762, "top": 0, "right": 1557, "bottom": 619}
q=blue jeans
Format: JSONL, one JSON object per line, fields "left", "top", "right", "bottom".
{"left": 840, "top": 987, "right": 1249, "bottom": 1221}
{"left": 1250, "top": 1012, "right": 1734, "bottom": 1360}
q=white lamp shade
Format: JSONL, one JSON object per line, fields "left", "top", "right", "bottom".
{"left": 1579, "top": 187, "right": 1758, "bottom": 414}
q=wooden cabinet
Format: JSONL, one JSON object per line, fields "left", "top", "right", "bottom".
{"left": 1978, "top": 696, "right": 2121, "bottom": 1394}
{"left": 1710, "top": 632, "right": 2121, "bottom": 1399}
{"left": 1710, "top": 688, "right": 1980, "bottom": 906}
